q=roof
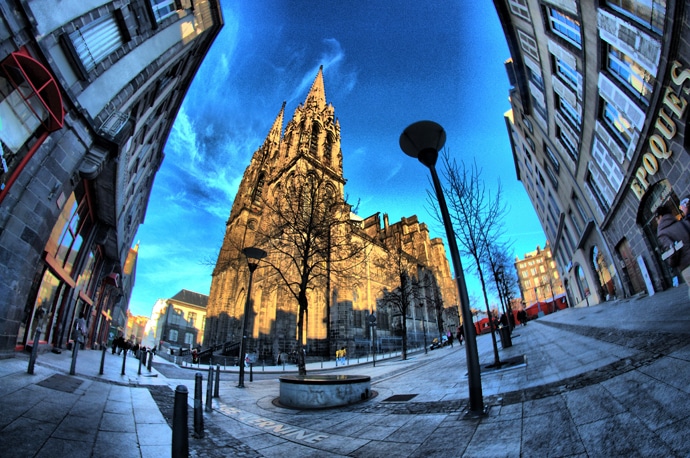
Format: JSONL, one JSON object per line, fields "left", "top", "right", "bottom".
{"left": 169, "top": 289, "right": 209, "bottom": 308}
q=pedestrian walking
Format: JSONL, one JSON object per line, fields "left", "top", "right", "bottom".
{"left": 680, "top": 196, "right": 689, "bottom": 223}
{"left": 518, "top": 308, "right": 527, "bottom": 326}
{"left": 655, "top": 203, "right": 690, "bottom": 298}
{"left": 74, "top": 312, "right": 87, "bottom": 347}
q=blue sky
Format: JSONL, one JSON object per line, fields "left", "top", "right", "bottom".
{"left": 127, "top": 1, "right": 546, "bottom": 317}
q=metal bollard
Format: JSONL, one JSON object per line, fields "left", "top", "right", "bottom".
{"left": 99, "top": 344, "right": 106, "bottom": 375}
{"left": 147, "top": 350, "right": 153, "bottom": 372}
{"left": 121, "top": 346, "right": 127, "bottom": 375}
{"left": 27, "top": 328, "right": 41, "bottom": 375}
{"left": 70, "top": 338, "right": 80, "bottom": 375}
{"left": 172, "top": 385, "right": 189, "bottom": 458}
{"left": 194, "top": 373, "right": 204, "bottom": 438}
{"left": 138, "top": 351, "right": 143, "bottom": 375}
{"left": 249, "top": 363, "right": 253, "bottom": 382}
{"left": 205, "top": 366, "right": 214, "bottom": 411}
{"left": 213, "top": 365, "right": 220, "bottom": 398}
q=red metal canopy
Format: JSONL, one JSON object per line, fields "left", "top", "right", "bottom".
{"left": 1, "top": 50, "right": 64, "bottom": 132}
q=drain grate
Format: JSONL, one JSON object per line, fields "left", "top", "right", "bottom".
{"left": 37, "top": 374, "right": 83, "bottom": 393}
{"left": 382, "top": 394, "right": 417, "bottom": 402}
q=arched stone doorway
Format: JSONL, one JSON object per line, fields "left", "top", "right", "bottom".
{"left": 615, "top": 238, "right": 646, "bottom": 296}
{"left": 636, "top": 179, "right": 682, "bottom": 289}
{"left": 574, "top": 264, "right": 591, "bottom": 306}
{"left": 591, "top": 245, "right": 616, "bottom": 300}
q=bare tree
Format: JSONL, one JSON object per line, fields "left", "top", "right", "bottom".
{"left": 375, "top": 235, "right": 418, "bottom": 360}
{"left": 430, "top": 154, "right": 506, "bottom": 367}
{"left": 255, "top": 169, "right": 367, "bottom": 375}
{"left": 484, "top": 242, "right": 519, "bottom": 328}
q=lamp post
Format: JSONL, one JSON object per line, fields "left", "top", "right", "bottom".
{"left": 238, "top": 246, "right": 267, "bottom": 388}
{"left": 400, "top": 120, "right": 485, "bottom": 415}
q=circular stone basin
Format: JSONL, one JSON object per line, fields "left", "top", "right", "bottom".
{"left": 279, "top": 374, "right": 371, "bottom": 409}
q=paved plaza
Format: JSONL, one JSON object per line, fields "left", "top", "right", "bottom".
{"left": 1, "top": 285, "right": 689, "bottom": 457}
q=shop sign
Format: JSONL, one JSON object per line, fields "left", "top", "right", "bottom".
{"left": 631, "top": 61, "right": 689, "bottom": 200}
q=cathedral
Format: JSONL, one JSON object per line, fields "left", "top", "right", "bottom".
{"left": 203, "top": 67, "right": 459, "bottom": 362}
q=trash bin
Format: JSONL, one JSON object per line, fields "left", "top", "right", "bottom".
{"left": 498, "top": 327, "right": 512, "bottom": 349}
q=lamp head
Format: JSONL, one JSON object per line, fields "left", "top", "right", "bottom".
{"left": 399, "top": 121, "right": 446, "bottom": 168}
{"left": 242, "top": 247, "right": 267, "bottom": 271}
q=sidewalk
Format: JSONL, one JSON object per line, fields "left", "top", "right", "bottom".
{"left": 1, "top": 284, "right": 689, "bottom": 457}
{"left": 0, "top": 347, "right": 171, "bottom": 458}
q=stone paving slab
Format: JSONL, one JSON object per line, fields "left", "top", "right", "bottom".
{"left": 1, "top": 285, "right": 689, "bottom": 456}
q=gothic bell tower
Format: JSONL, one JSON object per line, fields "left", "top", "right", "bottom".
{"left": 205, "top": 66, "right": 345, "bottom": 349}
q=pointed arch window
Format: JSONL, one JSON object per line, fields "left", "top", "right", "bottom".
{"left": 284, "top": 132, "right": 292, "bottom": 157}
{"left": 309, "top": 122, "right": 320, "bottom": 156}
{"left": 299, "top": 121, "right": 307, "bottom": 145}
{"left": 324, "top": 133, "right": 333, "bottom": 165}
{"left": 252, "top": 173, "right": 265, "bottom": 203}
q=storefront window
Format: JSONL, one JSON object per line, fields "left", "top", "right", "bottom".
{"left": 592, "top": 246, "right": 616, "bottom": 299}
{"left": 17, "top": 193, "right": 95, "bottom": 349}
{"left": 16, "top": 269, "right": 62, "bottom": 346}
{"left": 45, "top": 194, "right": 92, "bottom": 275}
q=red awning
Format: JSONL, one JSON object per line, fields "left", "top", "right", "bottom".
{"left": 1, "top": 50, "right": 64, "bottom": 132}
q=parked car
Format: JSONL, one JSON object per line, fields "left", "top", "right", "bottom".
{"left": 430, "top": 335, "right": 449, "bottom": 350}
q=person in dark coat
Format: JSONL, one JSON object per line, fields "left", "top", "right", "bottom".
{"left": 655, "top": 203, "right": 690, "bottom": 298}
{"left": 517, "top": 308, "right": 527, "bottom": 326}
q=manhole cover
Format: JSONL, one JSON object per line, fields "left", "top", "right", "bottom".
{"left": 382, "top": 394, "right": 417, "bottom": 402}
{"left": 37, "top": 374, "right": 83, "bottom": 393}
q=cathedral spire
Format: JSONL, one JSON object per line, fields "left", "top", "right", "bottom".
{"left": 263, "top": 101, "right": 285, "bottom": 147}
{"left": 304, "top": 65, "right": 326, "bottom": 110}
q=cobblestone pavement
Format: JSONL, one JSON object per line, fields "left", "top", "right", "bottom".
{"left": 2, "top": 285, "right": 689, "bottom": 456}
{"left": 178, "top": 286, "right": 690, "bottom": 457}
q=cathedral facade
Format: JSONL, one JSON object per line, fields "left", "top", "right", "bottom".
{"left": 203, "top": 67, "right": 459, "bottom": 361}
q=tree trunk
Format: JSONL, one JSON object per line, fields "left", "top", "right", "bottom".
{"left": 401, "top": 318, "right": 408, "bottom": 360}
{"left": 479, "top": 271, "right": 501, "bottom": 367}
{"left": 297, "top": 294, "right": 308, "bottom": 375}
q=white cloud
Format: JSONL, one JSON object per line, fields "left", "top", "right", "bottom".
{"left": 385, "top": 163, "right": 402, "bottom": 181}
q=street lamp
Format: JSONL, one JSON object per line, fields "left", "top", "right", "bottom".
{"left": 400, "top": 120, "right": 485, "bottom": 415}
{"left": 238, "top": 246, "right": 267, "bottom": 388}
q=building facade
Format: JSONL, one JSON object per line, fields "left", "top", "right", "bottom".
{"left": 514, "top": 242, "right": 567, "bottom": 309}
{"left": 496, "top": 0, "right": 689, "bottom": 307}
{"left": 0, "top": 0, "right": 222, "bottom": 357}
{"left": 204, "top": 68, "right": 459, "bottom": 361}
{"left": 156, "top": 289, "right": 207, "bottom": 353}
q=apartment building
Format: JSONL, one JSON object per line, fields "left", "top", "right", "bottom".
{"left": 496, "top": 0, "right": 689, "bottom": 306}
{"left": 0, "top": 0, "right": 222, "bottom": 357}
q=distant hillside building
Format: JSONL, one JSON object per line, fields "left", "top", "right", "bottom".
{"left": 205, "top": 68, "right": 459, "bottom": 361}
{"left": 496, "top": 0, "right": 690, "bottom": 306}
{"left": 515, "top": 243, "right": 567, "bottom": 312}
